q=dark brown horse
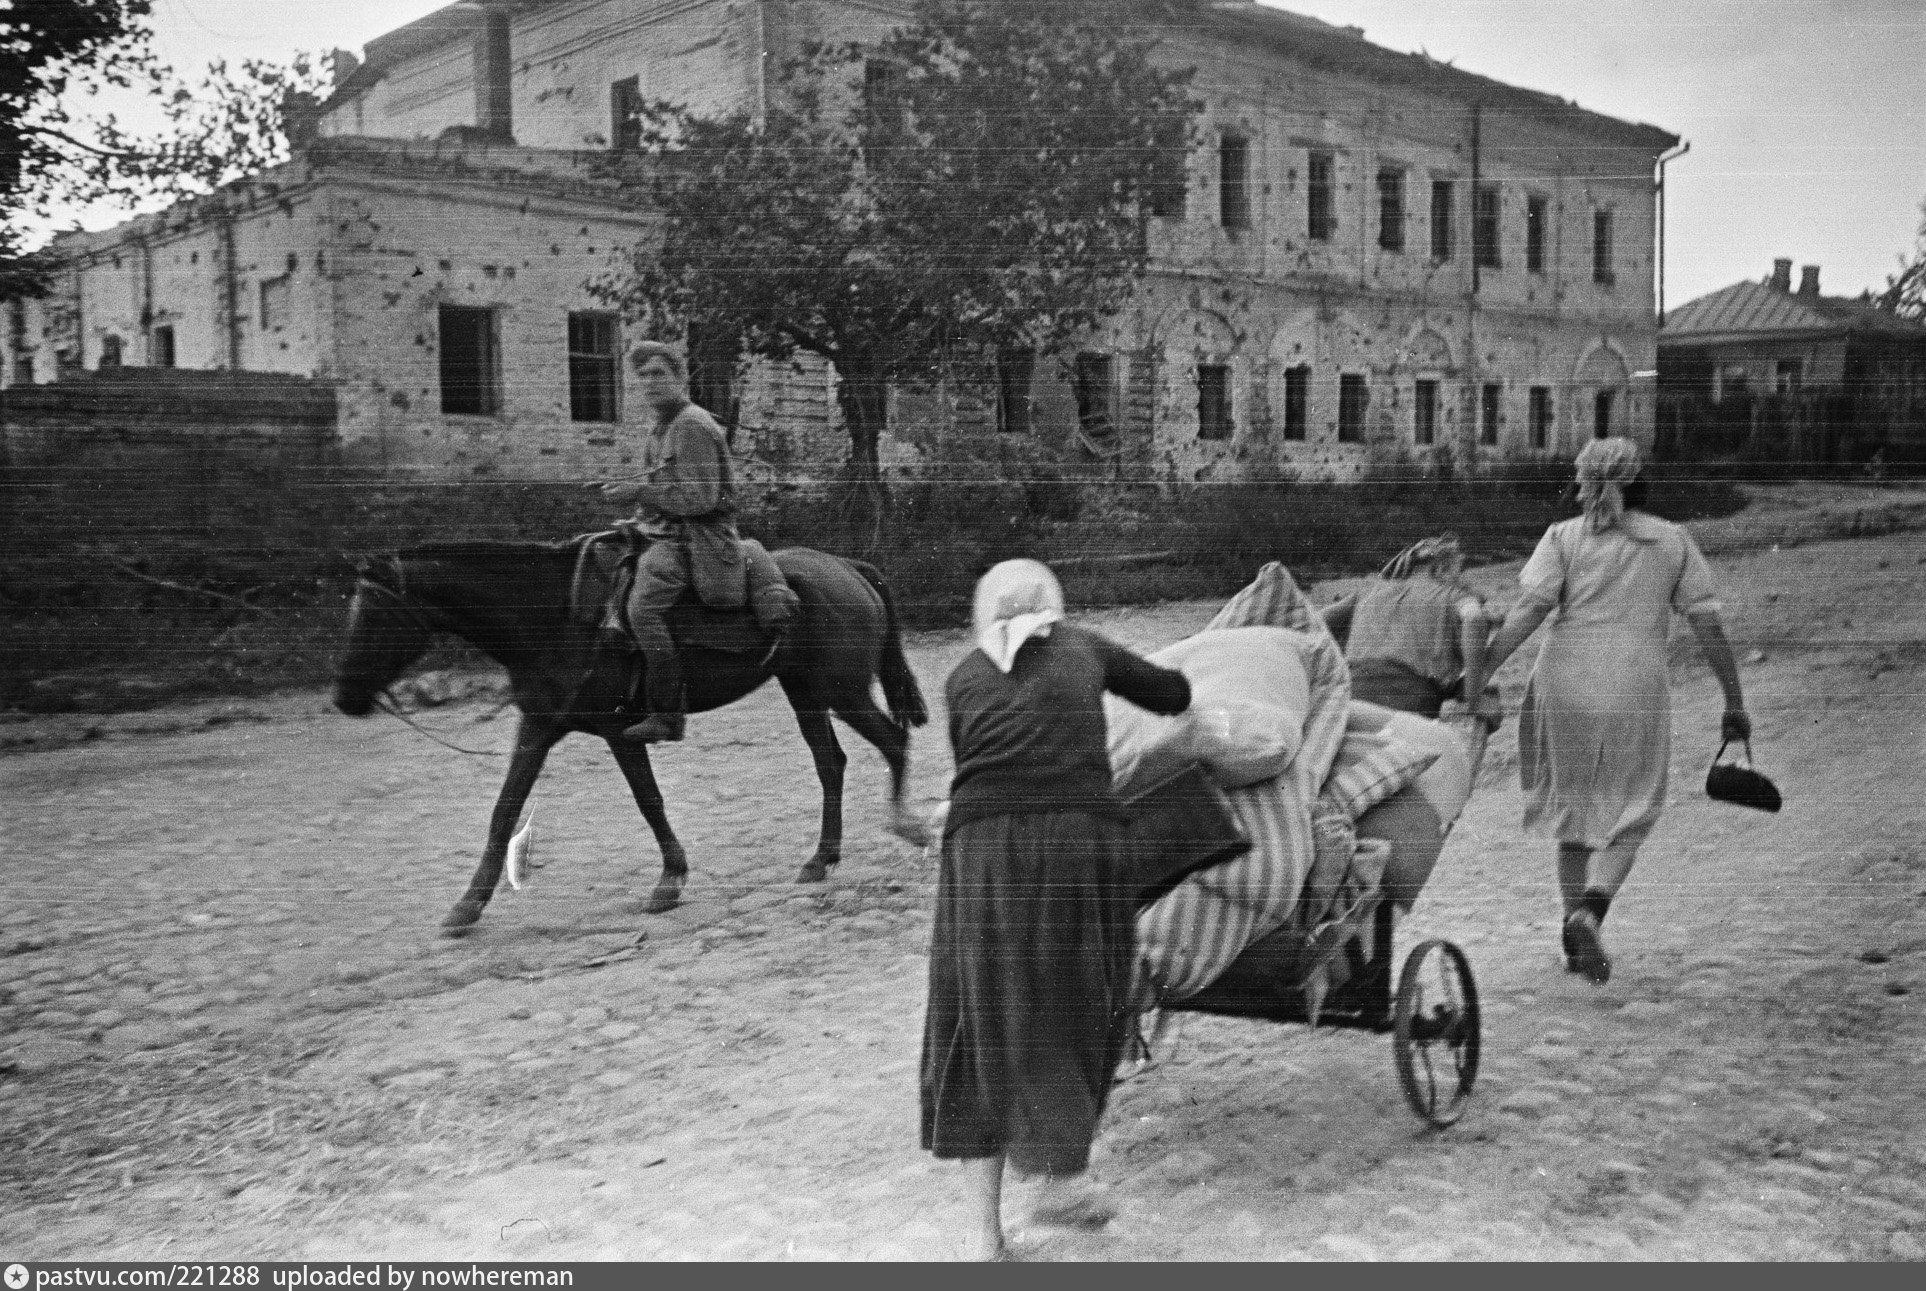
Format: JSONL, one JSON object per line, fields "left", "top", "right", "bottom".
{"left": 332, "top": 540, "right": 929, "bottom": 934}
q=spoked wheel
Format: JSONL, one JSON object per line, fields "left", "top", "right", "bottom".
{"left": 1392, "top": 938, "right": 1481, "bottom": 1127}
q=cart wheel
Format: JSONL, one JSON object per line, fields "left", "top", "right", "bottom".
{"left": 1392, "top": 938, "right": 1481, "bottom": 1127}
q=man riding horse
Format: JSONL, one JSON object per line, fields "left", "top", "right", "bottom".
{"left": 599, "top": 340, "right": 791, "bottom": 744}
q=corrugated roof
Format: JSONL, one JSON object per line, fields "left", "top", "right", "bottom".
{"left": 323, "top": 0, "right": 1678, "bottom": 150}
{"left": 1662, "top": 278, "right": 1926, "bottom": 343}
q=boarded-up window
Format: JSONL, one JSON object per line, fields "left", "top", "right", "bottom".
{"left": 1338, "top": 373, "right": 1368, "bottom": 443}
{"left": 610, "top": 76, "right": 643, "bottom": 151}
{"left": 1430, "top": 180, "right": 1454, "bottom": 260}
{"left": 1593, "top": 210, "right": 1615, "bottom": 284}
{"left": 1219, "top": 135, "right": 1251, "bottom": 230}
{"left": 1526, "top": 195, "right": 1548, "bottom": 273}
{"left": 1308, "top": 150, "right": 1335, "bottom": 241}
{"left": 568, "top": 313, "right": 619, "bottom": 423}
{"left": 439, "top": 305, "right": 500, "bottom": 416}
{"left": 1197, "top": 363, "right": 1232, "bottom": 440}
{"left": 1480, "top": 383, "right": 1501, "bottom": 446}
{"left": 1377, "top": 168, "right": 1405, "bottom": 252}
{"left": 152, "top": 325, "right": 175, "bottom": 368}
{"left": 1529, "top": 386, "right": 1553, "bottom": 449}
{"left": 1414, "top": 378, "right": 1439, "bottom": 445}
{"left": 1473, "top": 185, "right": 1501, "bottom": 269}
{"left": 1283, "top": 365, "right": 1310, "bottom": 440}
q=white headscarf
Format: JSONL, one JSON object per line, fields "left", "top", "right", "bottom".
{"left": 972, "top": 559, "right": 1065, "bottom": 673}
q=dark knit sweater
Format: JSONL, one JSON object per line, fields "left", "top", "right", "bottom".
{"left": 944, "top": 623, "right": 1191, "bottom": 832}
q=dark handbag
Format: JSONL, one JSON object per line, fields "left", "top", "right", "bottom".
{"left": 1705, "top": 739, "right": 1781, "bottom": 813}
{"left": 1121, "top": 762, "right": 1253, "bottom": 906}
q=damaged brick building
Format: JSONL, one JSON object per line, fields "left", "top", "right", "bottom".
{"left": 4, "top": 0, "right": 1680, "bottom": 484}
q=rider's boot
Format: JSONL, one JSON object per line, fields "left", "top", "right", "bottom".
{"left": 623, "top": 636, "right": 686, "bottom": 743}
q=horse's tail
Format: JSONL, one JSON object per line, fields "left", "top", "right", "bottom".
{"left": 847, "top": 559, "right": 929, "bottom": 729}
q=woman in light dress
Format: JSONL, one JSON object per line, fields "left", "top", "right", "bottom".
{"left": 1483, "top": 438, "right": 1752, "bottom": 983}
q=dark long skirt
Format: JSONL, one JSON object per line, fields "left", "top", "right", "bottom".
{"left": 919, "top": 810, "right": 1135, "bottom": 1177}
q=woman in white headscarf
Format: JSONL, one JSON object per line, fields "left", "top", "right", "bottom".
{"left": 921, "top": 559, "right": 1190, "bottom": 1260}
{"left": 1482, "top": 438, "right": 1751, "bottom": 984}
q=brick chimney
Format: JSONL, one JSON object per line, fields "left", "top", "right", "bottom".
{"left": 281, "top": 90, "right": 322, "bottom": 150}
{"left": 473, "top": 2, "right": 514, "bottom": 144}
{"left": 1770, "top": 258, "right": 1792, "bottom": 292}
{"left": 1798, "top": 264, "right": 1821, "bottom": 296}
{"left": 329, "top": 49, "right": 360, "bottom": 87}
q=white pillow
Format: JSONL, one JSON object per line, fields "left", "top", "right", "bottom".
{"left": 1109, "top": 627, "right": 1313, "bottom": 797}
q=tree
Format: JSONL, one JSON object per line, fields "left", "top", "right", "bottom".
{"left": 1871, "top": 198, "right": 1925, "bottom": 322}
{"left": 1, "top": 0, "right": 333, "bottom": 300}
{"left": 595, "top": 0, "right": 1197, "bottom": 516}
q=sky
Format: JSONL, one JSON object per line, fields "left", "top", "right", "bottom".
{"left": 45, "top": 0, "right": 1926, "bottom": 307}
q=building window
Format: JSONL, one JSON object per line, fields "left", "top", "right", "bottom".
{"left": 1430, "top": 179, "right": 1455, "bottom": 261}
{"left": 687, "top": 322, "right": 739, "bottom": 433}
{"left": 1529, "top": 386, "right": 1553, "bottom": 449}
{"left": 1219, "top": 134, "right": 1251, "bottom": 231}
{"left": 997, "top": 347, "right": 1035, "bottom": 434}
{"left": 259, "top": 276, "right": 290, "bottom": 330}
{"left": 1307, "top": 150, "right": 1336, "bottom": 241}
{"left": 1593, "top": 390, "right": 1614, "bottom": 438}
{"left": 1526, "top": 195, "right": 1548, "bottom": 273}
{"left": 1197, "top": 363, "right": 1232, "bottom": 440}
{"left": 1148, "top": 114, "right": 1187, "bottom": 219}
{"left": 14, "top": 355, "right": 33, "bottom": 385}
{"left": 1338, "top": 373, "right": 1368, "bottom": 443}
{"left": 1073, "top": 352, "right": 1117, "bottom": 440}
{"left": 439, "top": 305, "right": 500, "bottom": 416}
{"left": 1775, "top": 358, "right": 1803, "bottom": 394}
{"left": 567, "top": 313, "right": 620, "bottom": 423}
{"left": 1593, "top": 210, "right": 1615, "bottom": 285}
{"left": 1377, "top": 168, "right": 1405, "bottom": 252}
{"left": 98, "top": 335, "right": 123, "bottom": 368}
{"left": 1282, "top": 364, "right": 1310, "bottom": 441}
{"left": 610, "top": 76, "right": 643, "bottom": 151}
{"left": 1480, "top": 383, "right": 1501, "bottom": 446}
{"left": 1414, "top": 378, "right": 1439, "bottom": 445}
{"left": 1473, "top": 184, "right": 1501, "bottom": 270}
{"left": 152, "top": 325, "right": 175, "bottom": 368}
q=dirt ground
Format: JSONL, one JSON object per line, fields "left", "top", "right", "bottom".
{"left": 3, "top": 483, "right": 1925, "bottom": 1261}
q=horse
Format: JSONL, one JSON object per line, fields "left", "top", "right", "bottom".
{"left": 331, "top": 539, "right": 930, "bottom": 934}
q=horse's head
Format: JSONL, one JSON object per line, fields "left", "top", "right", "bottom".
{"left": 333, "top": 556, "right": 436, "bottom": 717}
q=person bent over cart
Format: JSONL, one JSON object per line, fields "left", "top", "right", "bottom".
{"left": 921, "top": 559, "right": 1191, "bottom": 1261}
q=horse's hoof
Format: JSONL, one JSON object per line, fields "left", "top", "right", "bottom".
{"left": 644, "top": 880, "right": 683, "bottom": 914}
{"left": 440, "top": 902, "right": 484, "bottom": 935}
{"left": 796, "top": 858, "right": 837, "bottom": 884}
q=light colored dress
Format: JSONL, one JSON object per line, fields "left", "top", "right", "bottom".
{"left": 1516, "top": 512, "right": 1722, "bottom": 850}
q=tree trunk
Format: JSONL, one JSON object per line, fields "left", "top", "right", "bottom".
{"left": 831, "top": 350, "right": 890, "bottom": 533}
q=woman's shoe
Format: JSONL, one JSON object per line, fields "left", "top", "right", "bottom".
{"left": 1563, "top": 908, "right": 1611, "bottom": 984}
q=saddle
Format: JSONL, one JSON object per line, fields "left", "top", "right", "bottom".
{"left": 569, "top": 526, "right": 797, "bottom": 655}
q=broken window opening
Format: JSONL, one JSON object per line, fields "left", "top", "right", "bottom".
{"left": 152, "top": 325, "right": 175, "bottom": 369}
{"left": 1377, "top": 168, "right": 1405, "bottom": 252}
{"left": 1219, "top": 134, "right": 1251, "bottom": 231}
{"left": 997, "top": 347, "right": 1036, "bottom": 435}
{"left": 1338, "top": 373, "right": 1368, "bottom": 443}
{"left": 1073, "top": 352, "right": 1118, "bottom": 442}
{"left": 1308, "top": 150, "right": 1336, "bottom": 242}
{"left": 1529, "top": 385, "right": 1553, "bottom": 449}
{"left": 1480, "top": 382, "right": 1501, "bottom": 446}
{"left": 610, "top": 76, "right": 643, "bottom": 151}
{"left": 439, "top": 305, "right": 501, "bottom": 417}
{"left": 1593, "top": 389, "right": 1614, "bottom": 439}
{"left": 1197, "top": 363, "right": 1233, "bottom": 440}
{"left": 1414, "top": 378, "right": 1439, "bottom": 445}
{"left": 1526, "top": 195, "right": 1548, "bottom": 273}
{"left": 1473, "top": 184, "right": 1501, "bottom": 270}
{"left": 568, "top": 312, "right": 620, "bottom": 423}
{"left": 98, "top": 335, "right": 123, "bottom": 369}
{"left": 1593, "top": 210, "right": 1615, "bottom": 285}
{"left": 1430, "top": 179, "right": 1454, "bottom": 261}
{"left": 1282, "top": 364, "right": 1310, "bottom": 441}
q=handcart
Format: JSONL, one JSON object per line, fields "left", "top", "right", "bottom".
{"left": 1125, "top": 717, "right": 1488, "bottom": 1129}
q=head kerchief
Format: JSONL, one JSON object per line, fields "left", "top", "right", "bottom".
{"left": 972, "top": 559, "right": 1065, "bottom": 673}
{"left": 1380, "top": 534, "right": 1463, "bottom": 581}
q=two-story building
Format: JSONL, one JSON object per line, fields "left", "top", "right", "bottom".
{"left": 5, "top": 0, "right": 1679, "bottom": 482}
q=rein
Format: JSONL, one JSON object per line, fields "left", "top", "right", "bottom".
{"left": 352, "top": 566, "right": 505, "bottom": 759}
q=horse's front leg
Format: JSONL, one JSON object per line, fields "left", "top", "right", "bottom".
{"left": 445, "top": 714, "right": 563, "bottom": 935}
{"left": 606, "top": 738, "right": 689, "bottom": 913}
{"left": 779, "top": 678, "right": 846, "bottom": 884}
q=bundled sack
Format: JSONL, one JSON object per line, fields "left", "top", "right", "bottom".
{"left": 1346, "top": 701, "right": 1478, "bottom": 910}
{"left": 1107, "top": 626, "right": 1313, "bottom": 799}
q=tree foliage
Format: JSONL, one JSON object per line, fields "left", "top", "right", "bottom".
{"left": 1, "top": 0, "right": 332, "bottom": 300}
{"left": 1871, "top": 198, "right": 1925, "bottom": 322}
{"left": 595, "top": 0, "right": 1197, "bottom": 509}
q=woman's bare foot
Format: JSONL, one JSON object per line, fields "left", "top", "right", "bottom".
{"left": 1027, "top": 1177, "right": 1115, "bottom": 1230}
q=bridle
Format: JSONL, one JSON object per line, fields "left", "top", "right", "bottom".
{"left": 345, "top": 558, "right": 505, "bottom": 758}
